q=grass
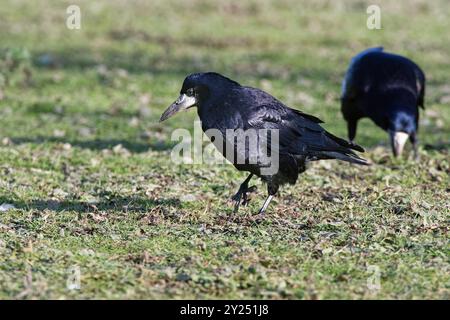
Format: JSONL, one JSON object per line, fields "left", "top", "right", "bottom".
{"left": 0, "top": 0, "right": 449, "bottom": 299}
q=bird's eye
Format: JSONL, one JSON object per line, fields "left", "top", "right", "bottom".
{"left": 186, "top": 88, "right": 194, "bottom": 96}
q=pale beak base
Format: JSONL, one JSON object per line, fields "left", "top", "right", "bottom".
{"left": 390, "top": 131, "right": 409, "bottom": 157}
{"left": 159, "top": 94, "right": 197, "bottom": 122}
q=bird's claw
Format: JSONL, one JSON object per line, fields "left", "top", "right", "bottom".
{"left": 231, "top": 193, "right": 241, "bottom": 203}
{"left": 231, "top": 185, "right": 257, "bottom": 212}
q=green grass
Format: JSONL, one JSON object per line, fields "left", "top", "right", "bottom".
{"left": 0, "top": 0, "right": 449, "bottom": 299}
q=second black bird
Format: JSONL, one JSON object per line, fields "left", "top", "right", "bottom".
{"left": 341, "top": 47, "right": 426, "bottom": 158}
{"left": 160, "top": 72, "right": 368, "bottom": 215}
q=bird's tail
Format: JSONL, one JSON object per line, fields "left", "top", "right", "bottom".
{"left": 325, "top": 131, "right": 365, "bottom": 152}
{"left": 321, "top": 132, "right": 370, "bottom": 165}
{"left": 321, "top": 151, "right": 370, "bottom": 165}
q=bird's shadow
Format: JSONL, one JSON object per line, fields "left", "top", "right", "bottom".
{"left": 31, "top": 45, "right": 336, "bottom": 83}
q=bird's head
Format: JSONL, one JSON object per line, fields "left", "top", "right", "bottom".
{"left": 160, "top": 72, "right": 239, "bottom": 122}
{"left": 388, "top": 109, "right": 417, "bottom": 157}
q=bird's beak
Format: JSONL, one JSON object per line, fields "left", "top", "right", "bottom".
{"left": 159, "top": 94, "right": 197, "bottom": 122}
{"left": 390, "top": 131, "right": 409, "bottom": 157}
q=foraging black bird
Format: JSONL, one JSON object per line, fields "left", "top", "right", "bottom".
{"left": 160, "top": 72, "right": 368, "bottom": 215}
{"left": 341, "top": 47, "right": 426, "bottom": 158}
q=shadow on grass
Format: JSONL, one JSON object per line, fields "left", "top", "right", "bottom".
{"left": 33, "top": 47, "right": 205, "bottom": 77}
{"left": 424, "top": 142, "right": 450, "bottom": 151}
{"left": 31, "top": 46, "right": 336, "bottom": 84}
{"left": 0, "top": 195, "right": 181, "bottom": 213}
{"left": 11, "top": 136, "right": 175, "bottom": 152}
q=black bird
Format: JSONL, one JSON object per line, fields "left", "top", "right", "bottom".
{"left": 341, "top": 47, "right": 426, "bottom": 158}
{"left": 160, "top": 72, "right": 368, "bottom": 215}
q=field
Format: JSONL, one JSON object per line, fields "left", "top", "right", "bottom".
{"left": 0, "top": 0, "right": 449, "bottom": 299}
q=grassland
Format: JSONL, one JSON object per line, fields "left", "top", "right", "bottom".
{"left": 0, "top": 0, "right": 448, "bottom": 299}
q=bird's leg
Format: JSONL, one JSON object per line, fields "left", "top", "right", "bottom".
{"left": 348, "top": 120, "right": 358, "bottom": 144}
{"left": 241, "top": 185, "right": 257, "bottom": 206}
{"left": 257, "top": 195, "right": 273, "bottom": 215}
{"left": 231, "top": 173, "right": 254, "bottom": 213}
{"left": 255, "top": 184, "right": 278, "bottom": 217}
{"left": 410, "top": 133, "right": 420, "bottom": 161}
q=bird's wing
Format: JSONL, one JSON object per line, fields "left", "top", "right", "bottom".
{"left": 245, "top": 102, "right": 364, "bottom": 158}
{"left": 247, "top": 105, "right": 324, "bottom": 133}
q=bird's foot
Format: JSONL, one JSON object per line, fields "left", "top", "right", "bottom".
{"left": 413, "top": 149, "right": 420, "bottom": 162}
{"left": 231, "top": 191, "right": 241, "bottom": 203}
{"left": 241, "top": 186, "right": 257, "bottom": 206}
{"left": 231, "top": 185, "right": 257, "bottom": 212}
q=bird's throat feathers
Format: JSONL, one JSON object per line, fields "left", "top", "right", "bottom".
{"left": 388, "top": 108, "right": 417, "bottom": 134}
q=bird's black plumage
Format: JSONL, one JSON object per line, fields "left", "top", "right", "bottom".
{"left": 161, "top": 72, "right": 368, "bottom": 214}
{"left": 341, "top": 47, "right": 426, "bottom": 157}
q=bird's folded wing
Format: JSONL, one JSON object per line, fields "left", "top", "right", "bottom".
{"left": 245, "top": 104, "right": 329, "bottom": 154}
{"left": 245, "top": 104, "right": 364, "bottom": 156}
{"left": 247, "top": 104, "right": 323, "bottom": 130}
